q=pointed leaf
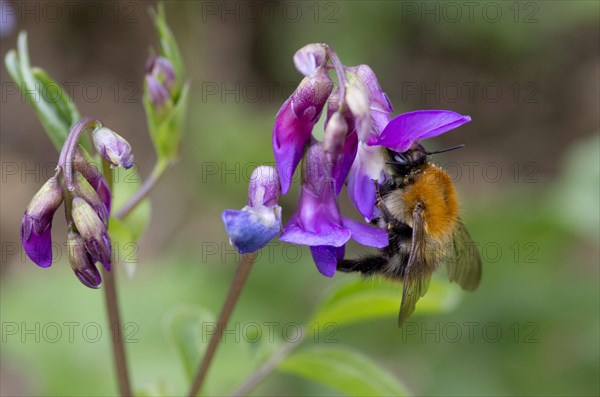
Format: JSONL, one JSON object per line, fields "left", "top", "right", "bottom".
{"left": 310, "top": 277, "right": 461, "bottom": 327}
{"left": 4, "top": 32, "right": 83, "bottom": 152}
{"left": 279, "top": 347, "right": 410, "bottom": 396}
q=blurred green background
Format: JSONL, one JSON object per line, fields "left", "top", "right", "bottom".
{"left": 1, "top": 1, "right": 598, "bottom": 396}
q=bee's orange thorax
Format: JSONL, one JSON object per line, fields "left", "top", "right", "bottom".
{"left": 402, "top": 163, "right": 459, "bottom": 239}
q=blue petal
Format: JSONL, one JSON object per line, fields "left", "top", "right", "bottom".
{"left": 222, "top": 209, "right": 280, "bottom": 254}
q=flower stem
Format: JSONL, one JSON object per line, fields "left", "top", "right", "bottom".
{"left": 231, "top": 329, "right": 306, "bottom": 396}
{"left": 187, "top": 253, "right": 258, "bottom": 397}
{"left": 102, "top": 159, "right": 133, "bottom": 397}
{"left": 58, "top": 117, "right": 102, "bottom": 191}
{"left": 115, "top": 159, "right": 169, "bottom": 220}
{"left": 102, "top": 267, "right": 133, "bottom": 397}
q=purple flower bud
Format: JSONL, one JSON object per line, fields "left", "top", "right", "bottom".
{"left": 73, "top": 172, "right": 109, "bottom": 226}
{"left": 323, "top": 112, "right": 348, "bottom": 164}
{"left": 21, "top": 177, "right": 64, "bottom": 268}
{"left": 345, "top": 65, "right": 393, "bottom": 143}
{"left": 273, "top": 68, "right": 333, "bottom": 194}
{"left": 146, "top": 75, "right": 172, "bottom": 116}
{"left": 71, "top": 197, "right": 112, "bottom": 270}
{"left": 223, "top": 166, "right": 282, "bottom": 254}
{"left": 67, "top": 231, "right": 101, "bottom": 289}
{"left": 92, "top": 126, "right": 134, "bottom": 169}
{"left": 293, "top": 43, "right": 327, "bottom": 76}
{"left": 247, "top": 166, "right": 280, "bottom": 208}
{"left": 345, "top": 84, "right": 371, "bottom": 142}
{"left": 73, "top": 149, "right": 111, "bottom": 214}
{"left": 146, "top": 55, "right": 177, "bottom": 94}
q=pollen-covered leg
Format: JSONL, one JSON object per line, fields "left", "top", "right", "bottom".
{"left": 337, "top": 255, "right": 388, "bottom": 275}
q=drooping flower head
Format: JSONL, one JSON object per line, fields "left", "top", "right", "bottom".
{"left": 20, "top": 118, "right": 134, "bottom": 287}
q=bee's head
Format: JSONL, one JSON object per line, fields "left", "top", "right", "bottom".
{"left": 386, "top": 142, "right": 465, "bottom": 176}
{"left": 386, "top": 142, "right": 428, "bottom": 176}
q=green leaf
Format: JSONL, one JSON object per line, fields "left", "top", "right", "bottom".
{"left": 144, "top": 81, "right": 189, "bottom": 162}
{"left": 112, "top": 166, "right": 151, "bottom": 241}
{"left": 279, "top": 347, "right": 410, "bottom": 396}
{"left": 4, "top": 32, "right": 83, "bottom": 152}
{"left": 163, "top": 306, "right": 216, "bottom": 381}
{"left": 310, "top": 277, "right": 461, "bottom": 327}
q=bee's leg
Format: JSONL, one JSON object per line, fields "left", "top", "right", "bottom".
{"left": 337, "top": 255, "right": 388, "bottom": 275}
{"left": 373, "top": 179, "right": 396, "bottom": 227}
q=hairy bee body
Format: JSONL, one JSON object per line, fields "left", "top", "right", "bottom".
{"left": 378, "top": 163, "right": 459, "bottom": 279}
{"left": 338, "top": 144, "right": 482, "bottom": 326}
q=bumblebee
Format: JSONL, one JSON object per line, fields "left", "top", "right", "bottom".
{"left": 338, "top": 143, "right": 482, "bottom": 326}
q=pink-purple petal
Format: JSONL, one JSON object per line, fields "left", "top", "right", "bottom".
{"left": 375, "top": 110, "right": 471, "bottom": 152}
{"left": 343, "top": 217, "right": 388, "bottom": 248}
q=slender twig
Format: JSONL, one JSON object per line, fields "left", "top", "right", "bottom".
{"left": 188, "top": 253, "right": 258, "bottom": 397}
{"left": 231, "top": 330, "right": 306, "bottom": 397}
{"left": 116, "top": 160, "right": 169, "bottom": 220}
{"left": 102, "top": 159, "right": 133, "bottom": 397}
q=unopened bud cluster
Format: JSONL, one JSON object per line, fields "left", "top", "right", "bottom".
{"left": 21, "top": 118, "right": 134, "bottom": 288}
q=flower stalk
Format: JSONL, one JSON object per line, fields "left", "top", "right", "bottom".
{"left": 188, "top": 252, "right": 258, "bottom": 397}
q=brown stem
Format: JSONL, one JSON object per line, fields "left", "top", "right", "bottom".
{"left": 102, "top": 267, "right": 133, "bottom": 397}
{"left": 187, "top": 253, "right": 258, "bottom": 397}
{"left": 102, "top": 159, "right": 133, "bottom": 397}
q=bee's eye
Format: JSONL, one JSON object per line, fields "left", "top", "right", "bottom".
{"left": 393, "top": 153, "right": 407, "bottom": 164}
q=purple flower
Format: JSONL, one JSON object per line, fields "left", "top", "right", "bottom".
{"left": 146, "top": 55, "right": 177, "bottom": 94}
{"left": 71, "top": 197, "right": 112, "bottom": 271}
{"left": 73, "top": 149, "right": 111, "bottom": 214}
{"left": 92, "top": 126, "right": 134, "bottom": 169}
{"left": 293, "top": 43, "right": 327, "bottom": 77}
{"left": 21, "top": 177, "right": 64, "bottom": 268}
{"left": 279, "top": 141, "right": 388, "bottom": 277}
{"left": 222, "top": 166, "right": 282, "bottom": 254}
{"left": 67, "top": 231, "right": 102, "bottom": 289}
{"left": 347, "top": 142, "right": 387, "bottom": 221}
{"left": 73, "top": 172, "right": 109, "bottom": 226}
{"left": 272, "top": 67, "right": 333, "bottom": 194}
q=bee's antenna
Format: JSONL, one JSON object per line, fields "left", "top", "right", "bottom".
{"left": 425, "top": 144, "right": 465, "bottom": 155}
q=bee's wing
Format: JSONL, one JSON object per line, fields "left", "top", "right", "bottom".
{"left": 398, "top": 203, "right": 432, "bottom": 327}
{"left": 445, "top": 221, "right": 482, "bottom": 291}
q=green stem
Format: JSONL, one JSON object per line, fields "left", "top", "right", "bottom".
{"left": 102, "top": 159, "right": 133, "bottom": 397}
{"left": 115, "top": 160, "right": 169, "bottom": 220}
{"left": 231, "top": 330, "right": 306, "bottom": 396}
{"left": 187, "top": 253, "right": 258, "bottom": 397}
